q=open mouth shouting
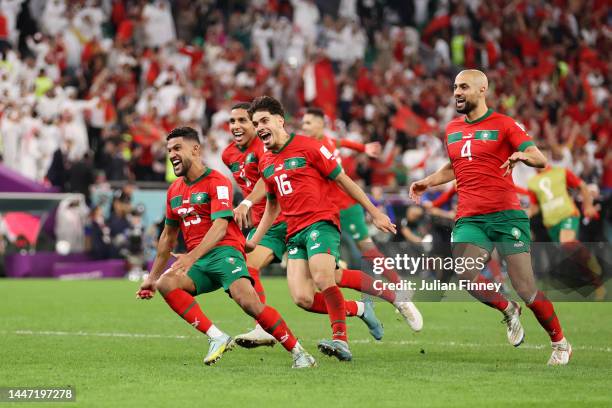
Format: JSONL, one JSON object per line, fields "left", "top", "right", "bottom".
{"left": 455, "top": 96, "right": 466, "bottom": 110}
{"left": 232, "top": 129, "right": 245, "bottom": 144}
{"left": 258, "top": 129, "right": 273, "bottom": 145}
{"left": 171, "top": 157, "right": 183, "bottom": 174}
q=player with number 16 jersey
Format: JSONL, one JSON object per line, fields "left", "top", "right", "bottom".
{"left": 258, "top": 133, "right": 341, "bottom": 239}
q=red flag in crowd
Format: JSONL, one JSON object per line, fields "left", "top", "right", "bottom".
{"left": 303, "top": 57, "right": 337, "bottom": 121}
{"left": 392, "top": 105, "right": 436, "bottom": 136}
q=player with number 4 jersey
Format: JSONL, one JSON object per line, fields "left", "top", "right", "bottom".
{"left": 410, "top": 70, "right": 571, "bottom": 366}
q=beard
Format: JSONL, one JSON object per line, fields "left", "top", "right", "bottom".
{"left": 456, "top": 99, "right": 476, "bottom": 114}
{"left": 173, "top": 158, "right": 191, "bottom": 176}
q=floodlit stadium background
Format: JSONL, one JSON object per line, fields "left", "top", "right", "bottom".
{"left": 0, "top": 0, "right": 609, "bottom": 277}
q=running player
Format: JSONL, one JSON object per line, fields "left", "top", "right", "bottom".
{"left": 136, "top": 126, "right": 316, "bottom": 368}
{"left": 301, "top": 107, "right": 423, "bottom": 330}
{"left": 526, "top": 165, "right": 606, "bottom": 300}
{"left": 223, "top": 103, "right": 385, "bottom": 347}
{"left": 246, "top": 96, "right": 396, "bottom": 361}
{"left": 409, "top": 70, "right": 572, "bottom": 365}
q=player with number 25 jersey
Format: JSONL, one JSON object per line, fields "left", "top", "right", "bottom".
{"left": 165, "top": 168, "right": 246, "bottom": 255}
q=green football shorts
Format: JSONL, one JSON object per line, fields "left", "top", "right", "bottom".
{"left": 547, "top": 216, "right": 580, "bottom": 243}
{"left": 340, "top": 203, "right": 369, "bottom": 241}
{"left": 187, "top": 246, "right": 252, "bottom": 295}
{"left": 451, "top": 209, "right": 531, "bottom": 257}
{"left": 247, "top": 221, "right": 287, "bottom": 263}
{"left": 286, "top": 221, "right": 341, "bottom": 261}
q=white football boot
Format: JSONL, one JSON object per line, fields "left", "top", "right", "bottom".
{"left": 548, "top": 338, "right": 572, "bottom": 366}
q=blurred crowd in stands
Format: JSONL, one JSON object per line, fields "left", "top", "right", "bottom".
{"left": 0, "top": 0, "right": 610, "bottom": 262}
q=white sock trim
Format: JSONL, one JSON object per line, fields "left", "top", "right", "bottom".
{"left": 355, "top": 301, "right": 365, "bottom": 317}
{"left": 206, "top": 325, "right": 223, "bottom": 338}
{"left": 291, "top": 341, "right": 303, "bottom": 355}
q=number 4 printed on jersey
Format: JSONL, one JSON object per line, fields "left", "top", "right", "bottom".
{"left": 461, "top": 140, "right": 472, "bottom": 161}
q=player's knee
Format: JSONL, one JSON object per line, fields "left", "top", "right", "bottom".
{"left": 233, "top": 290, "right": 261, "bottom": 317}
{"left": 292, "top": 293, "right": 314, "bottom": 310}
{"left": 311, "top": 273, "right": 335, "bottom": 291}
{"left": 514, "top": 284, "right": 536, "bottom": 302}
{"left": 156, "top": 271, "right": 179, "bottom": 295}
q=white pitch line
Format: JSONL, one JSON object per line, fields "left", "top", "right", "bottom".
{"left": 3, "top": 330, "right": 612, "bottom": 353}
{"left": 8, "top": 330, "right": 190, "bottom": 340}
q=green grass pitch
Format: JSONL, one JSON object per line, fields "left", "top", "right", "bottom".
{"left": 1, "top": 278, "right": 611, "bottom": 407}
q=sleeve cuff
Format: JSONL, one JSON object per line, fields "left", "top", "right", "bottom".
{"left": 518, "top": 140, "right": 535, "bottom": 152}
{"left": 211, "top": 209, "right": 234, "bottom": 220}
{"left": 165, "top": 217, "right": 179, "bottom": 227}
{"left": 266, "top": 192, "right": 276, "bottom": 200}
{"left": 328, "top": 163, "right": 342, "bottom": 180}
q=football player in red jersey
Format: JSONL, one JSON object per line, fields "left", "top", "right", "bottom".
{"left": 224, "top": 103, "right": 386, "bottom": 347}
{"left": 301, "top": 107, "right": 423, "bottom": 331}
{"left": 246, "top": 96, "right": 396, "bottom": 361}
{"left": 410, "top": 70, "right": 571, "bottom": 365}
{"left": 137, "top": 127, "right": 316, "bottom": 368}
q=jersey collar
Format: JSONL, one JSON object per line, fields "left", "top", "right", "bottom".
{"left": 465, "top": 108, "right": 494, "bottom": 124}
{"left": 184, "top": 167, "right": 212, "bottom": 186}
{"left": 272, "top": 132, "right": 295, "bottom": 154}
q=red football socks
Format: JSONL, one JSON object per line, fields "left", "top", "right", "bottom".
{"left": 308, "top": 292, "right": 359, "bottom": 316}
{"left": 527, "top": 291, "right": 564, "bottom": 342}
{"left": 362, "top": 247, "right": 402, "bottom": 284}
{"left": 339, "top": 269, "right": 396, "bottom": 303}
{"left": 468, "top": 275, "right": 509, "bottom": 312}
{"left": 248, "top": 267, "right": 266, "bottom": 303}
{"left": 256, "top": 305, "right": 298, "bottom": 351}
{"left": 163, "top": 288, "right": 213, "bottom": 333}
{"left": 322, "top": 286, "right": 348, "bottom": 342}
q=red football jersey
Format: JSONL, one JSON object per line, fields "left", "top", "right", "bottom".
{"left": 222, "top": 137, "right": 285, "bottom": 226}
{"left": 320, "top": 135, "right": 358, "bottom": 210}
{"left": 445, "top": 109, "right": 534, "bottom": 219}
{"left": 165, "top": 168, "right": 245, "bottom": 254}
{"left": 259, "top": 134, "right": 342, "bottom": 238}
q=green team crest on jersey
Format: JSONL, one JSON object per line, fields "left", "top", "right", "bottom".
{"left": 527, "top": 168, "right": 577, "bottom": 228}
{"left": 190, "top": 192, "right": 209, "bottom": 204}
{"left": 245, "top": 152, "right": 257, "bottom": 165}
{"left": 284, "top": 157, "right": 307, "bottom": 170}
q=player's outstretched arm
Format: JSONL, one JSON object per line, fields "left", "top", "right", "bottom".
{"left": 334, "top": 171, "right": 396, "bottom": 234}
{"left": 137, "top": 224, "right": 179, "bottom": 299}
{"left": 409, "top": 161, "right": 455, "bottom": 203}
{"left": 246, "top": 197, "right": 281, "bottom": 252}
{"left": 170, "top": 218, "right": 229, "bottom": 273}
{"left": 500, "top": 146, "right": 547, "bottom": 176}
{"left": 578, "top": 181, "right": 599, "bottom": 219}
{"left": 234, "top": 177, "right": 266, "bottom": 229}
{"left": 338, "top": 139, "right": 382, "bottom": 158}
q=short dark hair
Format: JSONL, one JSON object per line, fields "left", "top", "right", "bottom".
{"left": 248, "top": 95, "right": 285, "bottom": 118}
{"left": 231, "top": 102, "right": 251, "bottom": 111}
{"left": 305, "top": 107, "right": 325, "bottom": 119}
{"left": 166, "top": 126, "right": 200, "bottom": 143}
